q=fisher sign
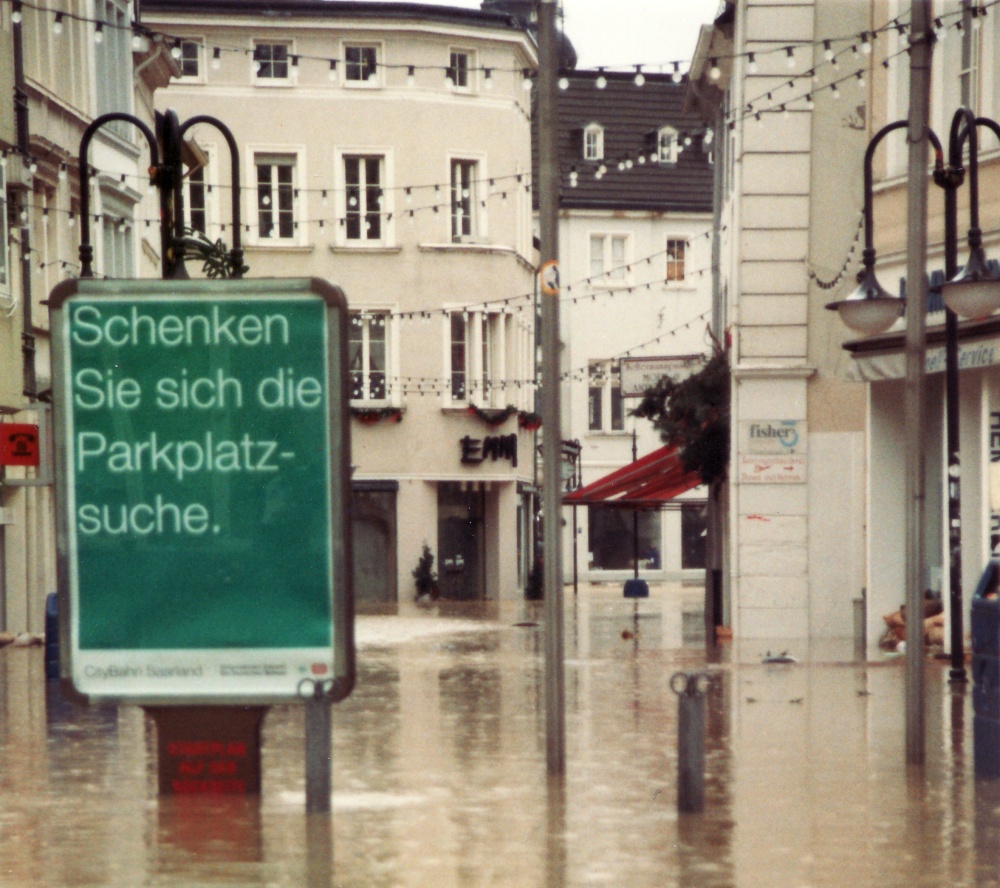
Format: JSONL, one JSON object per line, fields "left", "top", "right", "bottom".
{"left": 49, "top": 278, "right": 353, "bottom": 705}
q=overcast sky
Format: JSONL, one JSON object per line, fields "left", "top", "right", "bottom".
{"left": 560, "top": 0, "right": 720, "bottom": 70}
{"left": 369, "top": 0, "right": 721, "bottom": 71}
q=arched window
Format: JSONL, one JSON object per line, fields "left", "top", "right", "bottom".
{"left": 583, "top": 123, "right": 604, "bottom": 161}
{"left": 657, "top": 126, "right": 679, "bottom": 164}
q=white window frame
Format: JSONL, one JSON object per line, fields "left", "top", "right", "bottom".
{"left": 349, "top": 308, "right": 399, "bottom": 406}
{"left": 96, "top": 182, "right": 137, "bottom": 279}
{"left": 657, "top": 126, "right": 679, "bottom": 164}
{"left": 665, "top": 237, "right": 686, "bottom": 283}
{"left": 443, "top": 308, "right": 511, "bottom": 408}
{"left": 334, "top": 148, "right": 394, "bottom": 247}
{"left": 583, "top": 123, "right": 604, "bottom": 161}
{"left": 184, "top": 144, "right": 216, "bottom": 238}
{"left": 94, "top": 0, "right": 132, "bottom": 137}
{"left": 248, "top": 147, "right": 307, "bottom": 247}
{"left": 448, "top": 154, "right": 487, "bottom": 244}
{"left": 589, "top": 233, "right": 630, "bottom": 286}
{"left": 252, "top": 40, "right": 292, "bottom": 84}
{"left": 447, "top": 48, "right": 475, "bottom": 92}
{"left": 587, "top": 359, "right": 625, "bottom": 433}
{"left": 343, "top": 43, "right": 381, "bottom": 87}
{"left": 177, "top": 38, "right": 203, "bottom": 81}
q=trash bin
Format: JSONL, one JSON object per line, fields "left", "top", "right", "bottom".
{"left": 45, "top": 592, "right": 59, "bottom": 681}
{"left": 972, "top": 559, "right": 1000, "bottom": 779}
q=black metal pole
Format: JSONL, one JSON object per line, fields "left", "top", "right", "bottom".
{"left": 178, "top": 116, "right": 245, "bottom": 277}
{"left": 78, "top": 113, "right": 160, "bottom": 278}
{"left": 940, "top": 108, "right": 973, "bottom": 683}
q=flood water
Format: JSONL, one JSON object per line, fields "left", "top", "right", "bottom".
{"left": 2, "top": 585, "right": 999, "bottom": 887}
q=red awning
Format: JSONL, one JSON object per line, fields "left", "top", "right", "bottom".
{"left": 563, "top": 445, "right": 702, "bottom": 508}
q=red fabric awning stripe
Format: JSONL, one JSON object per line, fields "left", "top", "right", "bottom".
{"left": 563, "top": 445, "right": 702, "bottom": 507}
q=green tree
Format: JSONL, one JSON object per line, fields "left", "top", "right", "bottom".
{"left": 631, "top": 345, "right": 730, "bottom": 486}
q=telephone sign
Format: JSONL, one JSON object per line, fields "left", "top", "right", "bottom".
{"left": 0, "top": 424, "right": 40, "bottom": 467}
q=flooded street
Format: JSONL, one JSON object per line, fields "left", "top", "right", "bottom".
{"left": 2, "top": 585, "right": 1000, "bottom": 887}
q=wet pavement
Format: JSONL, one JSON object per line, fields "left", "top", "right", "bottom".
{"left": 2, "top": 583, "right": 1000, "bottom": 887}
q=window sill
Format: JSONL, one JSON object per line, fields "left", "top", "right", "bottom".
{"left": 419, "top": 242, "right": 516, "bottom": 256}
{"left": 247, "top": 243, "right": 314, "bottom": 253}
{"left": 254, "top": 80, "right": 294, "bottom": 88}
{"left": 588, "top": 282, "right": 633, "bottom": 291}
{"left": 586, "top": 429, "right": 630, "bottom": 437}
{"left": 329, "top": 244, "right": 402, "bottom": 255}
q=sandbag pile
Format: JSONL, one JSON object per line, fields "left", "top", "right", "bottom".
{"left": 880, "top": 597, "right": 945, "bottom": 651}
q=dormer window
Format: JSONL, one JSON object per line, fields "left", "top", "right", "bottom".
{"left": 657, "top": 126, "right": 679, "bottom": 164}
{"left": 583, "top": 123, "right": 604, "bottom": 161}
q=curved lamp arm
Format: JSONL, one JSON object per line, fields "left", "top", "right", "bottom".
{"left": 178, "top": 115, "right": 244, "bottom": 278}
{"left": 78, "top": 113, "right": 159, "bottom": 278}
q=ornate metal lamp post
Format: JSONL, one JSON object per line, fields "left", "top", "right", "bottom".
{"left": 827, "top": 107, "right": 1000, "bottom": 683}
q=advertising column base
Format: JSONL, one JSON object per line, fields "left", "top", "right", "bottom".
{"left": 146, "top": 706, "right": 268, "bottom": 795}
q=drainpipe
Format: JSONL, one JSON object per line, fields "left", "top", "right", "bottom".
{"left": 12, "top": 7, "right": 36, "bottom": 401}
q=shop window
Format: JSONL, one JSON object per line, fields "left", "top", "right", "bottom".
{"left": 681, "top": 503, "right": 707, "bottom": 569}
{"left": 588, "top": 506, "right": 661, "bottom": 571}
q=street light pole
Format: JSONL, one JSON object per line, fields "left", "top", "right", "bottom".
{"left": 829, "top": 97, "right": 1000, "bottom": 763}
{"left": 902, "top": 1, "right": 933, "bottom": 766}
{"left": 537, "top": 0, "right": 565, "bottom": 777}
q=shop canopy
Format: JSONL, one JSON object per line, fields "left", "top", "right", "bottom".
{"left": 563, "top": 445, "right": 702, "bottom": 509}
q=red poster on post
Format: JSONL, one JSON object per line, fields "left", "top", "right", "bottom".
{"left": 0, "top": 424, "right": 40, "bottom": 467}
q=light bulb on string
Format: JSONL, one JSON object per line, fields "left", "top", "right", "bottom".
{"left": 671, "top": 62, "right": 682, "bottom": 83}
{"left": 708, "top": 59, "right": 720, "bottom": 81}
{"left": 633, "top": 65, "right": 645, "bottom": 87}
{"left": 211, "top": 47, "right": 221, "bottom": 69}
{"left": 558, "top": 76, "right": 569, "bottom": 90}
{"left": 785, "top": 46, "right": 796, "bottom": 68}
{"left": 747, "top": 53, "right": 758, "bottom": 74}
{"left": 94, "top": 22, "right": 104, "bottom": 43}
{"left": 595, "top": 68, "right": 607, "bottom": 89}
{"left": 328, "top": 60, "right": 338, "bottom": 82}
{"left": 823, "top": 40, "right": 834, "bottom": 61}
{"left": 11, "top": 2, "right": 22, "bottom": 24}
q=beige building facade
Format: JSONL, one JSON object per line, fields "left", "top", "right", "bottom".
{"left": 143, "top": 0, "right": 539, "bottom": 607}
{"left": 1, "top": 0, "right": 175, "bottom": 635}
{"left": 688, "top": 0, "right": 871, "bottom": 640}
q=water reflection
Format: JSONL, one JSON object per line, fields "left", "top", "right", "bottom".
{"left": 1, "top": 587, "right": 1000, "bottom": 886}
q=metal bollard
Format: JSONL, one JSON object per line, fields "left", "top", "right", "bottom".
{"left": 670, "top": 671, "right": 714, "bottom": 813}
{"left": 300, "top": 679, "right": 334, "bottom": 814}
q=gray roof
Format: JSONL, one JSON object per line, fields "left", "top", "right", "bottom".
{"left": 141, "top": 0, "right": 526, "bottom": 32}
{"left": 548, "top": 70, "right": 714, "bottom": 214}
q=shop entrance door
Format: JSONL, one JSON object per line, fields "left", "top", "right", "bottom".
{"left": 437, "top": 484, "right": 486, "bottom": 601}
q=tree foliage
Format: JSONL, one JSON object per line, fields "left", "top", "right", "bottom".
{"left": 631, "top": 346, "right": 730, "bottom": 486}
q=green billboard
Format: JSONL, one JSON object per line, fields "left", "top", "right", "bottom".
{"left": 49, "top": 278, "right": 353, "bottom": 705}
